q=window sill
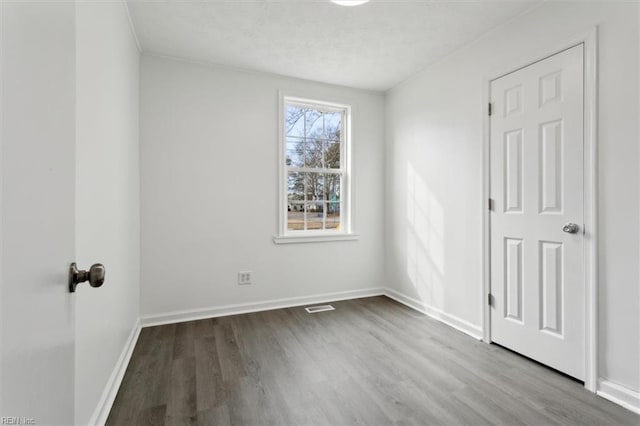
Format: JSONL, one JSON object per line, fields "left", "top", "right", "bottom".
{"left": 273, "top": 233, "right": 360, "bottom": 245}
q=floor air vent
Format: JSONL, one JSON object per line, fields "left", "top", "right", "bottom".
{"left": 305, "top": 304, "right": 335, "bottom": 313}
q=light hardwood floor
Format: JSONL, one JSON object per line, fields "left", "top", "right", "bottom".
{"left": 107, "top": 296, "right": 640, "bottom": 425}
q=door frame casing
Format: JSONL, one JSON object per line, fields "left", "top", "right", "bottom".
{"left": 481, "top": 28, "right": 599, "bottom": 392}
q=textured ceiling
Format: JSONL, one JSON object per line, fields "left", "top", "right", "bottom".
{"left": 127, "top": 0, "right": 539, "bottom": 91}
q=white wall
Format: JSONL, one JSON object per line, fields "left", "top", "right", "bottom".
{"left": 385, "top": 1, "right": 639, "bottom": 394}
{"left": 75, "top": 2, "right": 140, "bottom": 424}
{"left": 1, "top": 2, "right": 77, "bottom": 424}
{"left": 140, "top": 55, "right": 385, "bottom": 317}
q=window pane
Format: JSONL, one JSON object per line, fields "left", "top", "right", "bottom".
{"left": 326, "top": 202, "right": 341, "bottom": 230}
{"left": 287, "top": 202, "right": 305, "bottom": 230}
{"left": 324, "top": 111, "right": 342, "bottom": 140}
{"left": 304, "top": 139, "right": 323, "bottom": 168}
{"left": 287, "top": 171, "right": 343, "bottom": 232}
{"left": 286, "top": 137, "right": 304, "bottom": 167}
{"left": 305, "top": 202, "right": 324, "bottom": 230}
{"left": 304, "top": 173, "right": 324, "bottom": 202}
{"left": 305, "top": 110, "right": 323, "bottom": 138}
{"left": 286, "top": 106, "right": 305, "bottom": 137}
{"left": 324, "top": 141, "right": 340, "bottom": 169}
{"left": 287, "top": 172, "right": 304, "bottom": 201}
{"left": 325, "top": 174, "right": 341, "bottom": 202}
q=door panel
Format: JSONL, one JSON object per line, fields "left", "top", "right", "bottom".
{"left": 504, "top": 238, "right": 523, "bottom": 322}
{"left": 540, "top": 241, "right": 563, "bottom": 335}
{"left": 504, "top": 130, "right": 523, "bottom": 213}
{"left": 490, "top": 45, "right": 585, "bottom": 380}
{"left": 539, "top": 120, "right": 563, "bottom": 213}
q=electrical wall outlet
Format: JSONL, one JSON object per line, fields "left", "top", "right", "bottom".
{"left": 238, "top": 271, "right": 252, "bottom": 285}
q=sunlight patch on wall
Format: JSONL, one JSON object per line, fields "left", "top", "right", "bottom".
{"left": 406, "top": 163, "right": 445, "bottom": 308}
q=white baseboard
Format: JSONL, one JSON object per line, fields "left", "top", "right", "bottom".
{"left": 140, "top": 287, "right": 386, "bottom": 327}
{"left": 88, "top": 319, "right": 142, "bottom": 426}
{"left": 383, "top": 288, "right": 483, "bottom": 340}
{"left": 140, "top": 287, "right": 483, "bottom": 341}
{"left": 597, "top": 379, "right": 640, "bottom": 415}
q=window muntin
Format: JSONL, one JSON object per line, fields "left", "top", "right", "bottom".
{"left": 282, "top": 98, "right": 350, "bottom": 235}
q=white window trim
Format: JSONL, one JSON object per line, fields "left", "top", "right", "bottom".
{"left": 274, "top": 93, "right": 357, "bottom": 244}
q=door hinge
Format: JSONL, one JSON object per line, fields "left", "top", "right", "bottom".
{"left": 488, "top": 293, "right": 494, "bottom": 306}
{"left": 488, "top": 103, "right": 493, "bottom": 116}
{"left": 488, "top": 198, "right": 495, "bottom": 211}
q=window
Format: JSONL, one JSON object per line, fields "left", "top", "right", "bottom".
{"left": 276, "top": 96, "right": 355, "bottom": 243}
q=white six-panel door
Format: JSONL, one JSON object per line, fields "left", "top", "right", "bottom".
{"left": 490, "top": 44, "right": 585, "bottom": 380}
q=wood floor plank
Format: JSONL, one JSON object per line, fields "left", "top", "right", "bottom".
{"left": 163, "top": 342, "right": 181, "bottom": 399}
{"left": 196, "top": 404, "right": 230, "bottom": 426}
{"left": 134, "top": 404, "right": 167, "bottom": 426}
{"left": 108, "top": 296, "right": 640, "bottom": 426}
{"left": 106, "top": 352, "right": 152, "bottom": 424}
{"left": 166, "top": 356, "right": 197, "bottom": 425}
{"left": 226, "top": 375, "right": 292, "bottom": 425}
{"left": 214, "top": 319, "right": 247, "bottom": 383}
{"left": 194, "top": 336, "right": 227, "bottom": 411}
{"left": 193, "top": 318, "right": 218, "bottom": 338}
{"left": 173, "top": 321, "right": 196, "bottom": 360}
